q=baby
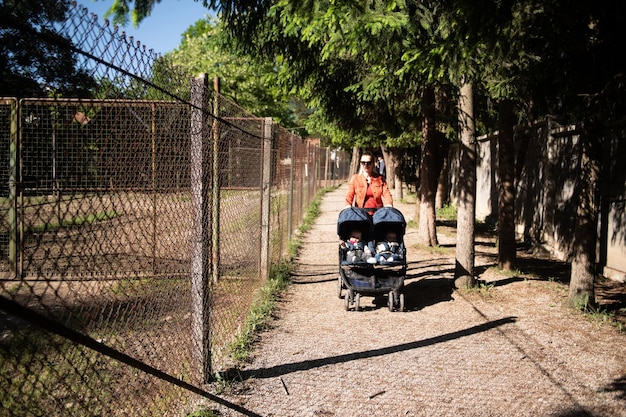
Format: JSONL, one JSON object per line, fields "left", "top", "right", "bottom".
{"left": 374, "top": 231, "right": 403, "bottom": 264}
{"left": 340, "top": 229, "right": 375, "bottom": 264}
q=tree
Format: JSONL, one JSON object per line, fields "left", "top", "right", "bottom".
{"left": 455, "top": 81, "right": 476, "bottom": 288}
{"left": 0, "top": 0, "right": 96, "bottom": 97}
{"left": 167, "top": 18, "right": 296, "bottom": 126}
{"left": 109, "top": 0, "right": 626, "bottom": 305}
{"left": 521, "top": 0, "right": 626, "bottom": 308}
{"left": 417, "top": 86, "right": 439, "bottom": 246}
{"left": 106, "top": 2, "right": 455, "bottom": 223}
{"left": 497, "top": 99, "right": 516, "bottom": 271}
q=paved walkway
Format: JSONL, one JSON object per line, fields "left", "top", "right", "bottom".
{"left": 210, "top": 185, "right": 626, "bottom": 417}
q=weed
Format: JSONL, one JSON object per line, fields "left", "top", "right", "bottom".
{"left": 571, "top": 294, "right": 592, "bottom": 312}
{"left": 463, "top": 280, "right": 496, "bottom": 298}
{"left": 436, "top": 204, "right": 457, "bottom": 221}
{"left": 400, "top": 192, "right": 417, "bottom": 204}
{"left": 186, "top": 409, "right": 220, "bottom": 417}
{"left": 489, "top": 266, "right": 526, "bottom": 279}
{"left": 571, "top": 296, "right": 624, "bottom": 333}
{"left": 413, "top": 243, "right": 450, "bottom": 255}
{"left": 226, "top": 187, "right": 331, "bottom": 364}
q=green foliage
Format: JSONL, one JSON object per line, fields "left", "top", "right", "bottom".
{"left": 0, "top": 0, "right": 97, "bottom": 97}
{"left": 436, "top": 204, "right": 457, "bottom": 221}
{"left": 166, "top": 17, "right": 296, "bottom": 127}
{"left": 107, "top": 0, "right": 626, "bottom": 158}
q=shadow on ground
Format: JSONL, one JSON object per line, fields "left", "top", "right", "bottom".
{"left": 402, "top": 278, "right": 453, "bottom": 311}
{"left": 229, "top": 317, "right": 516, "bottom": 381}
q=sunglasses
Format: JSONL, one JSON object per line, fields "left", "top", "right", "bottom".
{"left": 360, "top": 160, "right": 373, "bottom": 165}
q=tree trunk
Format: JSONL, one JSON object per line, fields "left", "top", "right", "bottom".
{"left": 455, "top": 82, "right": 477, "bottom": 289}
{"left": 417, "top": 86, "right": 439, "bottom": 246}
{"left": 435, "top": 150, "right": 449, "bottom": 209}
{"left": 568, "top": 125, "right": 600, "bottom": 309}
{"left": 497, "top": 99, "right": 517, "bottom": 271}
{"left": 350, "top": 146, "right": 360, "bottom": 176}
{"left": 388, "top": 148, "right": 403, "bottom": 202}
{"left": 434, "top": 88, "right": 451, "bottom": 210}
{"left": 381, "top": 144, "right": 394, "bottom": 189}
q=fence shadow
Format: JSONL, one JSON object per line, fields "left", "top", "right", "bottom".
{"left": 233, "top": 317, "right": 516, "bottom": 381}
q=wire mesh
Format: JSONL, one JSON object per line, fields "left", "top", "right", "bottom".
{"left": 1, "top": 2, "right": 351, "bottom": 416}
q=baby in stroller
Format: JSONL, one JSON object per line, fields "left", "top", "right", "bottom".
{"left": 373, "top": 230, "right": 404, "bottom": 265}
{"left": 340, "top": 228, "right": 376, "bottom": 265}
{"left": 337, "top": 207, "right": 407, "bottom": 311}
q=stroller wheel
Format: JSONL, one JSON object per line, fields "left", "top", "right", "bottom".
{"left": 354, "top": 293, "right": 360, "bottom": 312}
{"left": 398, "top": 293, "right": 405, "bottom": 312}
{"left": 344, "top": 291, "right": 351, "bottom": 311}
{"left": 388, "top": 291, "right": 395, "bottom": 312}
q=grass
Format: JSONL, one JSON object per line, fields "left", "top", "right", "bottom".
{"left": 462, "top": 280, "right": 497, "bottom": 298}
{"left": 436, "top": 204, "right": 457, "bottom": 221}
{"left": 489, "top": 265, "right": 527, "bottom": 279}
{"left": 224, "top": 187, "right": 332, "bottom": 367}
{"left": 413, "top": 242, "right": 452, "bottom": 255}
{"left": 186, "top": 410, "right": 220, "bottom": 417}
{"left": 0, "top": 329, "right": 117, "bottom": 416}
{"left": 586, "top": 307, "right": 623, "bottom": 332}
{"left": 26, "top": 210, "right": 120, "bottom": 233}
{"left": 569, "top": 293, "right": 624, "bottom": 333}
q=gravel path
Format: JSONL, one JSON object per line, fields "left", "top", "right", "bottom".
{"left": 210, "top": 185, "right": 626, "bottom": 417}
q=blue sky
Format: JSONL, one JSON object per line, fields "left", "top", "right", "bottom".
{"left": 76, "top": 0, "right": 212, "bottom": 54}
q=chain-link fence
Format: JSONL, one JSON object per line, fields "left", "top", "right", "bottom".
{"left": 0, "top": 2, "right": 351, "bottom": 416}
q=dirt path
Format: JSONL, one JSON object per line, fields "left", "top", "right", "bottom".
{"left": 211, "top": 185, "right": 626, "bottom": 417}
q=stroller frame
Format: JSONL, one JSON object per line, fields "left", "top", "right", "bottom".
{"left": 337, "top": 207, "right": 407, "bottom": 312}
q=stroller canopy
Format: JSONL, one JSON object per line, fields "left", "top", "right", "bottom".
{"left": 372, "top": 207, "right": 406, "bottom": 227}
{"left": 371, "top": 207, "right": 406, "bottom": 241}
{"left": 337, "top": 207, "right": 373, "bottom": 240}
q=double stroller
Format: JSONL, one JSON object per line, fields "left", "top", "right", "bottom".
{"left": 337, "top": 207, "right": 407, "bottom": 311}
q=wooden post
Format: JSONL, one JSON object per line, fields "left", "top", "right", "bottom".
{"left": 151, "top": 102, "right": 157, "bottom": 275}
{"left": 306, "top": 141, "right": 311, "bottom": 206}
{"left": 8, "top": 99, "right": 18, "bottom": 276}
{"left": 325, "top": 147, "right": 331, "bottom": 188}
{"left": 190, "top": 73, "right": 212, "bottom": 381}
{"left": 212, "top": 76, "right": 220, "bottom": 284}
{"left": 260, "top": 117, "right": 273, "bottom": 281}
{"left": 287, "top": 134, "right": 295, "bottom": 240}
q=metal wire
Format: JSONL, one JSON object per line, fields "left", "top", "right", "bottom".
{"left": 0, "top": 2, "right": 351, "bottom": 416}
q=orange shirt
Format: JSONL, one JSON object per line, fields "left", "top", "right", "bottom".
{"left": 345, "top": 173, "right": 393, "bottom": 208}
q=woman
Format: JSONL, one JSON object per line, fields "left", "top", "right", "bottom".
{"left": 345, "top": 151, "right": 393, "bottom": 210}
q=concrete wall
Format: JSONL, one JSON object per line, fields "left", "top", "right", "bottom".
{"left": 448, "top": 118, "right": 625, "bottom": 282}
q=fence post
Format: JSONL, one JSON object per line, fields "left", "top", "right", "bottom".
{"left": 287, "top": 134, "right": 295, "bottom": 241}
{"left": 151, "top": 102, "right": 157, "bottom": 276}
{"left": 260, "top": 117, "right": 273, "bottom": 281}
{"left": 190, "top": 73, "right": 212, "bottom": 381}
{"left": 8, "top": 99, "right": 18, "bottom": 276}
{"left": 306, "top": 141, "right": 311, "bottom": 206}
{"left": 299, "top": 141, "right": 304, "bottom": 221}
{"left": 212, "top": 76, "right": 221, "bottom": 284}
{"left": 324, "top": 146, "right": 330, "bottom": 189}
